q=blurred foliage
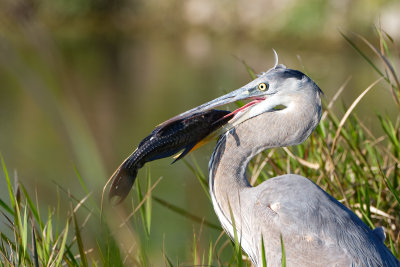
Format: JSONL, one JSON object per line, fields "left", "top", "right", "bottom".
{"left": 0, "top": 0, "right": 399, "bottom": 264}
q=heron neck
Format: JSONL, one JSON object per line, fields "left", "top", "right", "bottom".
{"left": 209, "top": 97, "right": 321, "bottom": 222}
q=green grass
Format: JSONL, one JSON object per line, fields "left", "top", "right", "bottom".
{"left": 0, "top": 30, "right": 399, "bottom": 266}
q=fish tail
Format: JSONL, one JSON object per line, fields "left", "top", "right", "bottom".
{"left": 109, "top": 156, "right": 140, "bottom": 205}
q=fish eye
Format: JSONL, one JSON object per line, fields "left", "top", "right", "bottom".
{"left": 258, "top": 83, "right": 268, "bottom": 91}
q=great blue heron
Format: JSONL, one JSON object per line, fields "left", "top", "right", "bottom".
{"left": 109, "top": 55, "right": 400, "bottom": 266}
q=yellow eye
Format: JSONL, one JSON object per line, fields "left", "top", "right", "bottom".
{"left": 258, "top": 82, "right": 268, "bottom": 91}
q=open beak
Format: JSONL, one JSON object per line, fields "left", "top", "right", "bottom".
{"left": 159, "top": 86, "right": 266, "bottom": 128}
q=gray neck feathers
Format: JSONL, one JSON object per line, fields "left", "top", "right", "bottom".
{"left": 208, "top": 93, "right": 322, "bottom": 238}
{"left": 209, "top": 94, "right": 321, "bottom": 193}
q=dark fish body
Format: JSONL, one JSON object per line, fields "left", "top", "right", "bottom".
{"left": 109, "top": 109, "right": 233, "bottom": 203}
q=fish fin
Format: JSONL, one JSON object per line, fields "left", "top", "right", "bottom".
{"left": 155, "top": 118, "right": 185, "bottom": 136}
{"left": 192, "top": 131, "right": 219, "bottom": 151}
{"left": 171, "top": 143, "right": 196, "bottom": 164}
{"left": 171, "top": 131, "right": 220, "bottom": 164}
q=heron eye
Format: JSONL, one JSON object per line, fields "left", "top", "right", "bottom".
{"left": 258, "top": 83, "right": 268, "bottom": 91}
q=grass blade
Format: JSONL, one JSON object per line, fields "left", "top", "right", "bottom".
{"left": 22, "top": 205, "right": 28, "bottom": 258}
{"left": 280, "top": 234, "right": 286, "bottom": 267}
{"left": 331, "top": 77, "right": 383, "bottom": 154}
{"left": 208, "top": 240, "right": 213, "bottom": 266}
{"left": 227, "top": 200, "right": 243, "bottom": 267}
{"left": 1, "top": 155, "right": 15, "bottom": 209}
{"left": 19, "top": 183, "right": 42, "bottom": 229}
{"left": 0, "top": 198, "right": 14, "bottom": 216}
{"left": 137, "top": 176, "right": 150, "bottom": 238}
{"left": 378, "top": 115, "right": 400, "bottom": 150}
{"left": 340, "top": 32, "right": 385, "bottom": 79}
{"left": 73, "top": 212, "right": 88, "bottom": 267}
{"left": 193, "top": 233, "right": 197, "bottom": 265}
{"left": 145, "top": 169, "right": 152, "bottom": 236}
{"left": 153, "top": 196, "right": 221, "bottom": 230}
{"left": 261, "top": 235, "right": 267, "bottom": 267}
{"left": 32, "top": 226, "right": 39, "bottom": 267}
{"left": 55, "top": 221, "right": 69, "bottom": 266}
{"left": 184, "top": 158, "right": 211, "bottom": 201}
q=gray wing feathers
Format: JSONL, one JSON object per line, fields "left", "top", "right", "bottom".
{"left": 245, "top": 175, "right": 400, "bottom": 267}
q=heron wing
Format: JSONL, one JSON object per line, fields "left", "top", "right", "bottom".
{"left": 249, "top": 175, "right": 399, "bottom": 266}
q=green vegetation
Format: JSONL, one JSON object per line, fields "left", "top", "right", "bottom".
{"left": 0, "top": 29, "right": 399, "bottom": 266}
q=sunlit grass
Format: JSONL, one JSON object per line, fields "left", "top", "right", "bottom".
{"left": 0, "top": 30, "right": 399, "bottom": 266}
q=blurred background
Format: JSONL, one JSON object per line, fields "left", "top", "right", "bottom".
{"left": 0, "top": 0, "right": 399, "bottom": 264}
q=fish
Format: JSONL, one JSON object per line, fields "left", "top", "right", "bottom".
{"left": 109, "top": 109, "right": 233, "bottom": 204}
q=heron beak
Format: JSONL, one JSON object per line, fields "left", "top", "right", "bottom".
{"left": 159, "top": 86, "right": 265, "bottom": 128}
